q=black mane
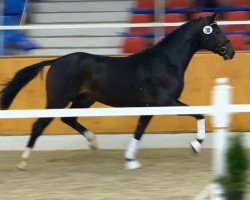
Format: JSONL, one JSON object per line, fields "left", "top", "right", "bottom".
{"left": 132, "top": 18, "right": 203, "bottom": 57}
{"left": 158, "top": 18, "right": 202, "bottom": 44}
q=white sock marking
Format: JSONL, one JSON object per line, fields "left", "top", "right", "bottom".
{"left": 197, "top": 118, "right": 206, "bottom": 140}
{"left": 125, "top": 138, "right": 139, "bottom": 160}
{"left": 22, "top": 147, "right": 32, "bottom": 160}
{"left": 84, "top": 130, "right": 96, "bottom": 142}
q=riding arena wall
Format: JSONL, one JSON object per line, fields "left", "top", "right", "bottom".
{"left": 0, "top": 52, "right": 250, "bottom": 136}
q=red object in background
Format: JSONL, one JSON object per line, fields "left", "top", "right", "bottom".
{"left": 136, "top": 0, "right": 154, "bottom": 9}
{"left": 164, "top": 13, "right": 187, "bottom": 33}
{"left": 123, "top": 37, "right": 147, "bottom": 53}
{"left": 167, "top": 0, "right": 193, "bottom": 8}
{"left": 215, "top": 0, "right": 224, "bottom": 6}
{"left": 230, "top": 0, "right": 250, "bottom": 7}
{"left": 227, "top": 35, "right": 248, "bottom": 51}
{"left": 129, "top": 14, "right": 153, "bottom": 35}
{"left": 225, "top": 11, "right": 249, "bottom": 32}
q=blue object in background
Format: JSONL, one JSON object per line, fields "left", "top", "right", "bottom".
{"left": 1, "top": 0, "right": 38, "bottom": 55}
{"left": 4, "top": 16, "right": 38, "bottom": 51}
{"left": 4, "top": 0, "right": 26, "bottom": 16}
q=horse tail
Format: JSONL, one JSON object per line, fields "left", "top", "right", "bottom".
{"left": 0, "top": 59, "right": 55, "bottom": 110}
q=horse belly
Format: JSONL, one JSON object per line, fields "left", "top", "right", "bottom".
{"left": 96, "top": 87, "right": 155, "bottom": 107}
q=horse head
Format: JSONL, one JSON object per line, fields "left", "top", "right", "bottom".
{"left": 198, "top": 13, "right": 235, "bottom": 60}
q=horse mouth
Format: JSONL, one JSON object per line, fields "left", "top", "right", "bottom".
{"left": 222, "top": 51, "right": 235, "bottom": 60}
{"left": 223, "top": 54, "right": 231, "bottom": 60}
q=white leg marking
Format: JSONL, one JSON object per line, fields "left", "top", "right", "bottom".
{"left": 197, "top": 118, "right": 206, "bottom": 140}
{"left": 16, "top": 147, "right": 32, "bottom": 170}
{"left": 85, "top": 130, "right": 98, "bottom": 150}
{"left": 190, "top": 140, "right": 202, "bottom": 153}
{"left": 125, "top": 138, "right": 139, "bottom": 160}
{"left": 125, "top": 138, "right": 142, "bottom": 169}
{"left": 190, "top": 118, "right": 206, "bottom": 153}
{"left": 22, "top": 147, "right": 32, "bottom": 160}
{"left": 125, "top": 160, "right": 142, "bottom": 170}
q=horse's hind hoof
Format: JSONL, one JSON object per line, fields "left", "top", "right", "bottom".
{"left": 190, "top": 140, "right": 202, "bottom": 154}
{"left": 88, "top": 138, "right": 99, "bottom": 151}
{"left": 16, "top": 161, "right": 27, "bottom": 170}
{"left": 89, "top": 141, "right": 99, "bottom": 151}
{"left": 86, "top": 131, "right": 99, "bottom": 150}
{"left": 125, "top": 160, "right": 142, "bottom": 170}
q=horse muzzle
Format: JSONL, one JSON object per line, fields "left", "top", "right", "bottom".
{"left": 218, "top": 42, "right": 235, "bottom": 60}
{"left": 223, "top": 53, "right": 234, "bottom": 60}
{"left": 222, "top": 48, "right": 235, "bottom": 60}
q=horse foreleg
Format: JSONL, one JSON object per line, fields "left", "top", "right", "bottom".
{"left": 190, "top": 115, "right": 205, "bottom": 153}
{"left": 125, "top": 115, "right": 152, "bottom": 169}
{"left": 173, "top": 100, "right": 205, "bottom": 153}
{"left": 17, "top": 117, "right": 53, "bottom": 170}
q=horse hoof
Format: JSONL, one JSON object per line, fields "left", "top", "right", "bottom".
{"left": 190, "top": 140, "right": 202, "bottom": 153}
{"left": 16, "top": 161, "right": 27, "bottom": 170}
{"left": 89, "top": 142, "right": 98, "bottom": 151}
{"left": 88, "top": 138, "right": 99, "bottom": 150}
{"left": 125, "top": 160, "right": 142, "bottom": 170}
{"left": 86, "top": 131, "right": 99, "bottom": 150}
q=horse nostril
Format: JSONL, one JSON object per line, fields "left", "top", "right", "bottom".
{"left": 219, "top": 46, "right": 227, "bottom": 54}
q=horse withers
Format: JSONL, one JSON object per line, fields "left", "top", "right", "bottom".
{"left": 0, "top": 13, "right": 235, "bottom": 170}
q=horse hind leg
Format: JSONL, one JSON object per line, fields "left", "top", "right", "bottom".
{"left": 17, "top": 97, "right": 69, "bottom": 170}
{"left": 17, "top": 117, "right": 54, "bottom": 170}
{"left": 61, "top": 98, "right": 98, "bottom": 150}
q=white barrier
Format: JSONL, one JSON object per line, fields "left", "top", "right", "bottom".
{"left": 210, "top": 78, "right": 232, "bottom": 200}
{"left": 0, "top": 106, "right": 212, "bottom": 118}
{"left": 1, "top": 104, "right": 250, "bottom": 119}
{"left": 0, "top": 21, "right": 249, "bottom": 30}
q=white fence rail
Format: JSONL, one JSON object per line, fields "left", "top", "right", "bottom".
{"left": 0, "top": 21, "right": 250, "bottom": 30}
{"left": 0, "top": 106, "right": 211, "bottom": 118}
{"left": 1, "top": 104, "right": 250, "bottom": 119}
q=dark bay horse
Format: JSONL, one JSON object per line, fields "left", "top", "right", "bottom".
{"left": 0, "top": 13, "right": 235, "bottom": 170}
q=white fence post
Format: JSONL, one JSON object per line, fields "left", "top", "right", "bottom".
{"left": 211, "top": 78, "right": 233, "bottom": 200}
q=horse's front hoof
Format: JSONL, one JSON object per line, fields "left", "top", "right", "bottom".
{"left": 125, "top": 160, "right": 142, "bottom": 170}
{"left": 16, "top": 161, "right": 27, "bottom": 170}
{"left": 190, "top": 140, "right": 202, "bottom": 153}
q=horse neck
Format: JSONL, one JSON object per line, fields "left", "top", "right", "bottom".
{"left": 157, "top": 23, "right": 202, "bottom": 75}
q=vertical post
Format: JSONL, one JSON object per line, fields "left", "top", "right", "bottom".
{"left": 154, "top": 0, "right": 165, "bottom": 43}
{"left": 0, "top": 0, "right": 4, "bottom": 56}
{"left": 20, "top": 0, "right": 29, "bottom": 25}
{"left": 211, "top": 78, "right": 233, "bottom": 200}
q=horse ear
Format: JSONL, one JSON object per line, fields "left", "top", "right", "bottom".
{"left": 210, "top": 13, "right": 217, "bottom": 22}
{"left": 206, "top": 12, "right": 217, "bottom": 24}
